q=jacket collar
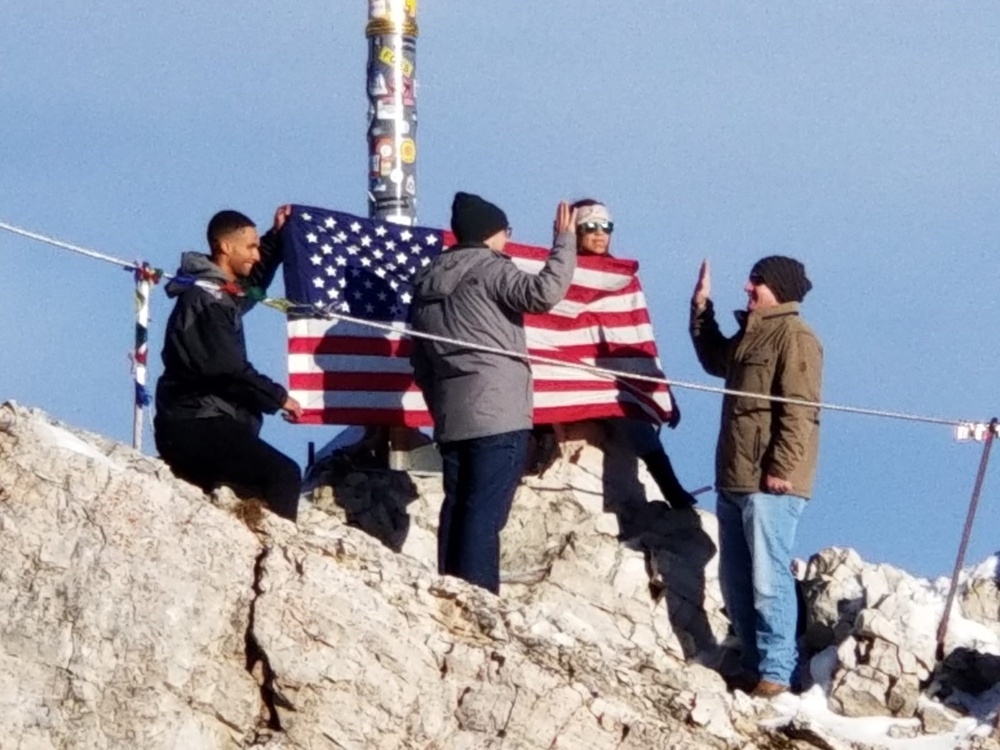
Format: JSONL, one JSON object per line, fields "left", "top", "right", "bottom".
{"left": 734, "top": 301, "right": 800, "bottom": 330}
{"left": 445, "top": 242, "right": 511, "bottom": 260}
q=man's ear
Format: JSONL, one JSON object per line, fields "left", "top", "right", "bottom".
{"left": 214, "top": 234, "right": 234, "bottom": 259}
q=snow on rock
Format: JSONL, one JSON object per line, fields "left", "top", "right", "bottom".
{"left": 800, "top": 544, "right": 1000, "bottom": 745}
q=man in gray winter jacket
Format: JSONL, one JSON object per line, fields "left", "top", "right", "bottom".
{"left": 410, "top": 192, "right": 577, "bottom": 593}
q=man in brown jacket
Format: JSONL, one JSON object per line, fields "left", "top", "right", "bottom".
{"left": 690, "top": 255, "right": 823, "bottom": 698}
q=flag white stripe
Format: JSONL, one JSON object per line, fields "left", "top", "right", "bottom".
{"left": 510, "top": 257, "right": 633, "bottom": 290}
{"left": 288, "top": 354, "right": 669, "bottom": 382}
{"left": 285, "top": 293, "right": 652, "bottom": 341}
{"left": 287, "top": 321, "right": 656, "bottom": 350}
{"left": 291, "top": 388, "right": 668, "bottom": 411}
{"left": 547, "top": 291, "right": 651, "bottom": 317}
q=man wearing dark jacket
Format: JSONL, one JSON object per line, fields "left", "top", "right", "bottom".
{"left": 690, "top": 255, "right": 822, "bottom": 698}
{"left": 154, "top": 207, "right": 303, "bottom": 521}
{"left": 410, "top": 193, "right": 577, "bottom": 593}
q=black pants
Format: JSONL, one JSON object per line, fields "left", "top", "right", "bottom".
{"left": 155, "top": 417, "right": 301, "bottom": 522}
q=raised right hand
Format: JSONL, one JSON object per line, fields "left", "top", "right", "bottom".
{"left": 693, "top": 259, "right": 711, "bottom": 309}
{"left": 553, "top": 201, "right": 577, "bottom": 236}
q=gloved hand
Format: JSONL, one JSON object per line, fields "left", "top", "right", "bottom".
{"left": 667, "top": 397, "right": 681, "bottom": 429}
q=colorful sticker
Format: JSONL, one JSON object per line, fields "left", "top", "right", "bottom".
{"left": 399, "top": 139, "right": 416, "bottom": 163}
{"left": 376, "top": 139, "right": 395, "bottom": 176}
{"left": 368, "top": 71, "right": 389, "bottom": 97}
{"left": 375, "top": 100, "right": 399, "bottom": 120}
{"left": 377, "top": 46, "right": 414, "bottom": 77}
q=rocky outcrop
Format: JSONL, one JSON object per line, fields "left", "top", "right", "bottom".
{"left": 801, "top": 545, "right": 1000, "bottom": 739}
{"left": 0, "top": 403, "right": 261, "bottom": 748}
{"left": 3, "top": 401, "right": 1000, "bottom": 749}
{"left": 310, "top": 421, "right": 730, "bottom": 669}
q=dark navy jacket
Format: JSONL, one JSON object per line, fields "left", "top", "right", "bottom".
{"left": 154, "top": 232, "right": 285, "bottom": 435}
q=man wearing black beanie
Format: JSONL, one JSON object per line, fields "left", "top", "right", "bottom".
{"left": 409, "top": 193, "right": 578, "bottom": 594}
{"left": 690, "top": 256, "right": 823, "bottom": 698}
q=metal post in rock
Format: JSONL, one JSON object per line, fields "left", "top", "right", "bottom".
{"left": 366, "top": 0, "right": 419, "bottom": 468}
{"left": 366, "top": 0, "right": 418, "bottom": 225}
{"left": 132, "top": 272, "right": 154, "bottom": 451}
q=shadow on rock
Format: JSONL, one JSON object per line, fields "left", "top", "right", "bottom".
{"left": 310, "top": 467, "right": 420, "bottom": 553}
{"left": 602, "top": 435, "right": 719, "bottom": 660}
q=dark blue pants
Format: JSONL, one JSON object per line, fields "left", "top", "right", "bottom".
{"left": 438, "top": 430, "right": 530, "bottom": 594}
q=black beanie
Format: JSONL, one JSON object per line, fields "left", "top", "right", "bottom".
{"left": 750, "top": 255, "right": 813, "bottom": 303}
{"left": 450, "top": 192, "right": 509, "bottom": 244}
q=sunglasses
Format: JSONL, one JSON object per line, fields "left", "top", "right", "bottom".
{"left": 749, "top": 274, "right": 766, "bottom": 286}
{"left": 578, "top": 221, "right": 614, "bottom": 235}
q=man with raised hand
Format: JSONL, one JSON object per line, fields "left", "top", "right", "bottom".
{"left": 690, "top": 256, "right": 823, "bottom": 697}
{"left": 410, "top": 193, "right": 577, "bottom": 594}
{"left": 154, "top": 206, "right": 303, "bottom": 522}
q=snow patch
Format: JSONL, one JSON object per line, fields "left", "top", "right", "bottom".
{"left": 30, "top": 420, "right": 118, "bottom": 469}
{"left": 764, "top": 685, "right": 984, "bottom": 749}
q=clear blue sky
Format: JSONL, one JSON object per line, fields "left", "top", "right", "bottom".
{"left": 2, "top": 2, "right": 999, "bottom": 579}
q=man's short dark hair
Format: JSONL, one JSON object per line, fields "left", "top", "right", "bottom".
{"left": 570, "top": 198, "right": 603, "bottom": 211}
{"left": 207, "top": 210, "right": 256, "bottom": 253}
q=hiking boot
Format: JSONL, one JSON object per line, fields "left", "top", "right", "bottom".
{"left": 751, "top": 680, "right": 789, "bottom": 698}
{"left": 724, "top": 670, "right": 760, "bottom": 694}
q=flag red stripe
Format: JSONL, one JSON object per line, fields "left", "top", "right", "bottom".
{"left": 289, "top": 337, "right": 411, "bottom": 356}
{"left": 289, "top": 373, "right": 663, "bottom": 393}
{"left": 560, "top": 277, "right": 641, "bottom": 304}
{"left": 297, "top": 408, "right": 434, "bottom": 427}
{"left": 524, "top": 309, "right": 651, "bottom": 330}
{"left": 298, "top": 401, "right": 658, "bottom": 427}
{"left": 289, "top": 336, "right": 659, "bottom": 360}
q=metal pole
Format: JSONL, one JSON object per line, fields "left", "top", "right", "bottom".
{"left": 132, "top": 270, "right": 153, "bottom": 451}
{"left": 366, "top": 0, "right": 419, "bottom": 468}
{"left": 936, "top": 417, "right": 998, "bottom": 660}
{"left": 366, "top": 0, "right": 419, "bottom": 225}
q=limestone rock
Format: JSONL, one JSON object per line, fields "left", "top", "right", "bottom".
{"left": 829, "top": 665, "right": 893, "bottom": 717}
{"left": 308, "top": 428, "right": 731, "bottom": 668}
{"left": 917, "top": 699, "right": 963, "bottom": 734}
{"left": 0, "top": 402, "right": 261, "bottom": 748}
{"left": 7, "top": 401, "right": 1000, "bottom": 749}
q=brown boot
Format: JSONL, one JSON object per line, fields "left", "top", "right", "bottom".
{"left": 751, "top": 680, "right": 789, "bottom": 698}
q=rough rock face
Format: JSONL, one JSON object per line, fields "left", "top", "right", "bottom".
{"left": 310, "top": 422, "right": 730, "bottom": 670}
{"left": 0, "top": 403, "right": 261, "bottom": 748}
{"left": 3, "top": 401, "right": 1000, "bottom": 749}
{"left": 801, "top": 545, "right": 1000, "bottom": 731}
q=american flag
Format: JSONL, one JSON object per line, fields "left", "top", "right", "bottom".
{"left": 281, "top": 205, "right": 674, "bottom": 426}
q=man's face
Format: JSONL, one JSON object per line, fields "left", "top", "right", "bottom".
{"left": 576, "top": 222, "right": 612, "bottom": 255}
{"left": 483, "top": 226, "right": 510, "bottom": 253}
{"left": 222, "top": 227, "right": 262, "bottom": 278}
{"left": 744, "top": 275, "right": 780, "bottom": 312}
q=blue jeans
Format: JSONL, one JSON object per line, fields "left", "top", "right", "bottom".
{"left": 438, "top": 430, "right": 530, "bottom": 594}
{"left": 717, "top": 490, "right": 806, "bottom": 685}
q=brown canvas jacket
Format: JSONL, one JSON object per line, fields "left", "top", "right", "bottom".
{"left": 690, "top": 300, "right": 823, "bottom": 498}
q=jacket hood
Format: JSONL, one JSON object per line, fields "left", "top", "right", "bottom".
{"left": 412, "top": 244, "right": 497, "bottom": 300}
{"left": 165, "top": 252, "right": 230, "bottom": 298}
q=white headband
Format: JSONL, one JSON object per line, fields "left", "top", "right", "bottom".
{"left": 575, "top": 203, "right": 612, "bottom": 227}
